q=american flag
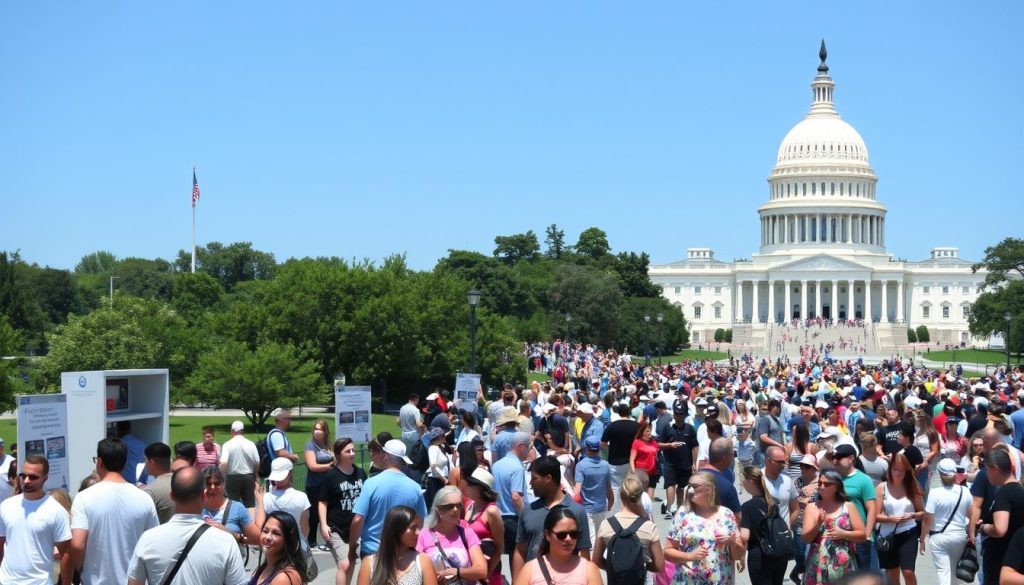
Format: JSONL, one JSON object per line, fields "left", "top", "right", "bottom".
{"left": 191, "top": 169, "right": 201, "bottom": 207}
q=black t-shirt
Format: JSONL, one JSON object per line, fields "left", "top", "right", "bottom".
{"left": 899, "top": 445, "right": 924, "bottom": 469}
{"left": 740, "top": 496, "right": 775, "bottom": 570}
{"left": 537, "top": 414, "right": 570, "bottom": 450}
{"left": 965, "top": 415, "right": 988, "bottom": 442}
{"left": 876, "top": 424, "right": 902, "bottom": 455}
{"left": 319, "top": 465, "right": 367, "bottom": 539}
{"left": 661, "top": 422, "right": 698, "bottom": 469}
{"left": 984, "top": 482, "right": 1024, "bottom": 578}
{"left": 1003, "top": 526, "right": 1024, "bottom": 574}
{"left": 602, "top": 419, "right": 640, "bottom": 465}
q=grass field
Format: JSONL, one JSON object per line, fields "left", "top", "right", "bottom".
{"left": 922, "top": 349, "right": 1021, "bottom": 365}
{"left": 631, "top": 350, "right": 729, "bottom": 362}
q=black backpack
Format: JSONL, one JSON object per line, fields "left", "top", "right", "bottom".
{"left": 605, "top": 517, "right": 647, "bottom": 585}
{"left": 756, "top": 503, "right": 795, "bottom": 560}
{"left": 255, "top": 428, "right": 284, "bottom": 478}
{"left": 408, "top": 439, "right": 429, "bottom": 473}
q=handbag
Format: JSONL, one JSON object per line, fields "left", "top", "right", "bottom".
{"left": 874, "top": 486, "right": 894, "bottom": 552}
{"left": 161, "top": 524, "right": 211, "bottom": 585}
{"left": 956, "top": 544, "right": 979, "bottom": 582}
{"left": 301, "top": 542, "right": 319, "bottom": 581}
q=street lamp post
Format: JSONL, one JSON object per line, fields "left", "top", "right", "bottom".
{"left": 656, "top": 314, "right": 664, "bottom": 366}
{"left": 565, "top": 314, "right": 572, "bottom": 364}
{"left": 644, "top": 315, "right": 651, "bottom": 366}
{"left": 1006, "top": 312, "right": 1013, "bottom": 374}
{"left": 468, "top": 289, "right": 481, "bottom": 373}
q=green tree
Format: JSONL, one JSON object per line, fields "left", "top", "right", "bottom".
{"left": 544, "top": 224, "right": 568, "bottom": 259}
{"left": 547, "top": 264, "right": 622, "bottom": 347}
{"left": 0, "top": 252, "right": 45, "bottom": 334}
{"left": 724, "top": 329, "right": 732, "bottom": 343}
{"left": 968, "top": 280, "right": 1024, "bottom": 354}
{"left": 916, "top": 325, "right": 930, "bottom": 343}
{"left": 907, "top": 328, "right": 917, "bottom": 343}
{"left": 75, "top": 251, "right": 118, "bottom": 274}
{"left": 615, "top": 297, "right": 689, "bottom": 354}
{"left": 26, "top": 267, "right": 85, "bottom": 325}
{"left": 115, "top": 257, "right": 174, "bottom": 301}
{"left": 0, "top": 316, "right": 24, "bottom": 412}
{"left": 575, "top": 227, "right": 611, "bottom": 261}
{"left": 435, "top": 250, "right": 537, "bottom": 318}
{"left": 972, "top": 237, "right": 1024, "bottom": 290}
{"left": 38, "top": 296, "right": 192, "bottom": 392}
{"left": 493, "top": 232, "right": 540, "bottom": 265}
{"left": 714, "top": 328, "right": 726, "bottom": 342}
{"left": 612, "top": 251, "right": 661, "bottom": 297}
{"left": 171, "top": 272, "right": 224, "bottom": 324}
{"left": 184, "top": 340, "right": 324, "bottom": 428}
{"left": 176, "top": 241, "right": 277, "bottom": 290}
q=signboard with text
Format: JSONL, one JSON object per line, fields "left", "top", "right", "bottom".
{"left": 454, "top": 373, "right": 481, "bottom": 412}
{"left": 17, "top": 394, "right": 70, "bottom": 492}
{"left": 334, "top": 386, "right": 373, "bottom": 443}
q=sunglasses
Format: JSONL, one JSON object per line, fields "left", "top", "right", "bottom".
{"left": 818, "top": 481, "right": 836, "bottom": 487}
{"left": 437, "top": 503, "right": 464, "bottom": 512}
{"left": 551, "top": 530, "right": 580, "bottom": 541}
{"left": 769, "top": 459, "right": 787, "bottom": 465}
{"left": 18, "top": 473, "right": 41, "bottom": 481}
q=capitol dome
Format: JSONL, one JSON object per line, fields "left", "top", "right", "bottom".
{"left": 758, "top": 41, "right": 887, "bottom": 255}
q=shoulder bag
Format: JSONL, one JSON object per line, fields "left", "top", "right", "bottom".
{"left": 536, "top": 556, "right": 555, "bottom": 585}
{"left": 929, "top": 485, "right": 964, "bottom": 535}
{"left": 873, "top": 489, "right": 893, "bottom": 552}
{"left": 160, "top": 524, "right": 211, "bottom": 585}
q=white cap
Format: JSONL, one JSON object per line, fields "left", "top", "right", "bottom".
{"left": 542, "top": 403, "right": 556, "bottom": 414}
{"left": 577, "top": 403, "right": 594, "bottom": 415}
{"left": 383, "top": 439, "right": 413, "bottom": 465}
{"left": 268, "top": 458, "right": 293, "bottom": 482}
{"left": 426, "top": 393, "right": 439, "bottom": 401}
{"left": 230, "top": 420, "right": 245, "bottom": 432}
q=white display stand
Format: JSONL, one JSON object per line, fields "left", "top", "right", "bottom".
{"left": 61, "top": 369, "right": 169, "bottom": 494}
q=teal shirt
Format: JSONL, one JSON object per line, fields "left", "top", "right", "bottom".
{"left": 841, "top": 469, "right": 876, "bottom": 533}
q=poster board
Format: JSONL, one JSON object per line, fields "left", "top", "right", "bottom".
{"left": 335, "top": 386, "right": 372, "bottom": 443}
{"left": 16, "top": 394, "right": 70, "bottom": 491}
{"left": 454, "top": 373, "right": 481, "bottom": 412}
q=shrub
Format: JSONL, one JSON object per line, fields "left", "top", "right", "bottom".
{"left": 724, "top": 329, "right": 733, "bottom": 343}
{"left": 906, "top": 328, "right": 917, "bottom": 343}
{"left": 916, "top": 325, "right": 930, "bottom": 343}
{"left": 714, "top": 328, "right": 726, "bottom": 342}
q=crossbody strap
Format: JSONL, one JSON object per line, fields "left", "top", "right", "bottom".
{"left": 536, "top": 556, "right": 554, "bottom": 585}
{"left": 161, "top": 524, "right": 211, "bottom": 585}
{"left": 936, "top": 486, "right": 964, "bottom": 535}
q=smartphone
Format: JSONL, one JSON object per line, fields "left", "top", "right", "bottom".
{"left": 956, "top": 467, "right": 966, "bottom": 485}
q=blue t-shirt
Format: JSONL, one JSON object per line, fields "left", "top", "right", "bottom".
{"left": 352, "top": 469, "right": 427, "bottom": 556}
{"left": 121, "top": 434, "right": 147, "bottom": 484}
{"left": 204, "top": 499, "right": 253, "bottom": 535}
{"left": 492, "top": 453, "right": 526, "bottom": 517}
{"left": 267, "top": 428, "right": 291, "bottom": 456}
{"left": 574, "top": 456, "right": 611, "bottom": 514}
{"left": 705, "top": 468, "right": 741, "bottom": 514}
{"left": 491, "top": 428, "right": 517, "bottom": 461}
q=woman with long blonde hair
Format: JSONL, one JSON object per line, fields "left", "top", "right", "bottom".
{"left": 664, "top": 471, "right": 744, "bottom": 585}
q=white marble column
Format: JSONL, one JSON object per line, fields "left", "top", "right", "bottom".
{"left": 784, "top": 280, "right": 792, "bottom": 322}
{"left": 802, "top": 215, "right": 807, "bottom": 242}
{"left": 752, "top": 280, "right": 760, "bottom": 323}
{"left": 847, "top": 281, "right": 854, "bottom": 320}
{"left": 897, "top": 280, "right": 905, "bottom": 322}
{"left": 881, "top": 280, "right": 889, "bottom": 323}
{"left": 800, "top": 280, "right": 808, "bottom": 320}
{"left": 847, "top": 214, "right": 853, "bottom": 243}
{"left": 736, "top": 280, "right": 744, "bottom": 321}
{"left": 831, "top": 280, "right": 839, "bottom": 323}
{"left": 865, "top": 279, "right": 873, "bottom": 321}
{"left": 767, "top": 279, "right": 775, "bottom": 324}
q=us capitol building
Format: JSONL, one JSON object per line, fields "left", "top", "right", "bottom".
{"left": 649, "top": 43, "right": 985, "bottom": 353}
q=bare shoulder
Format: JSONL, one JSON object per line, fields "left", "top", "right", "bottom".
{"left": 269, "top": 567, "right": 302, "bottom": 585}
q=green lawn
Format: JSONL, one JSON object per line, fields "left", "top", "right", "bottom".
{"left": 922, "top": 349, "right": 1021, "bottom": 365}
{"left": 633, "top": 350, "right": 729, "bottom": 362}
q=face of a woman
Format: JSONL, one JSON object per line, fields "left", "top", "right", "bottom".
{"left": 891, "top": 464, "right": 908, "bottom": 481}
{"left": 687, "top": 479, "right": 710, "bottom": 507}
{"left": 339, "top": 443, "right": 356, "bottom": 464}
{"left": 205, "top": 476, "right": 224, "bottom": 500}
{"left": 313, "top": 423, "right": 325, "bottom": 441}
{"left": 261, "top": 517, "right": 286, "bottom": 553}
{"left": 545, "top": 518, "right": 579, "bottom": 555}
{"left": 642, "top": 427, "right": 652, "bottom": 441}
{"left": 436, "top": 494, "right": 464, "bottom": 527}
{"left": 817, "top": 476, "right": 838, "bottom": 499}
{"left": 400, "top": 518, "right": 422, "bottom": 549}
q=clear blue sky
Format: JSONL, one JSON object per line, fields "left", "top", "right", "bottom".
{"left": 3, "top": 2, "right": 1020, "bottom": 271}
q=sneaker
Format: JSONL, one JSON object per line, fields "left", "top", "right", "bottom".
{"left": 317, "top": 544, "right": 331, "bottom": 552}
{"left": 660, "top": 502, "right": 667, "bottom": 515}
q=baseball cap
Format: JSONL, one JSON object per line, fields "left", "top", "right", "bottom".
{"left": 383, "top": 439, "right": 413, "bottom": 464}
{"left": 426, "top": 392, "right": 439, "bottom": 401}
{"left": 577, "top": 403, "right": 594, "bottom": 415}
{"left": 542, "top": 403, "right": 556, "bottom": 414}
{"left": 937, "top": 458, "right": 958, "bottom": 475}
{"left": 800, "top": 454, "right": 819, "bottom": 469}
{"left": 268, "top": 458, "right": 294, "bottom": 482}
{"left": 585, "top": 436, "right": 602, "bottom": 451}
{"left": 834, "top": 444, "right": 858, "bottom": 458}
{"left": 673, "top": 401, "right": 687, "bottom": 415}
{"left": 230, "top": 421, "right": 245, "bottom": 432}
{"left": 816, "top": 429, "right": 836, "bottom": 440}
{"left": 705, "top": 404, "right": 719, "bottom": 416}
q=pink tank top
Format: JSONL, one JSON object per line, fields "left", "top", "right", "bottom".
{"left": 528, "top": 557, "right": 590, "bottom": 585}
{"left": 467, "top": 501, "right": 502, "bottom": 585}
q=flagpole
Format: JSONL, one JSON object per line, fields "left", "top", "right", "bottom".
{"left": 191, "top": 163, "right": 197, "bottom": 273}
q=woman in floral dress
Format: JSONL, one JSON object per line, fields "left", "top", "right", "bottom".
{"left": 664, "top": 471, "right": 745, "bottom": 585}
{"left": 800, "top": 469, "right": 866, "bottom": 585}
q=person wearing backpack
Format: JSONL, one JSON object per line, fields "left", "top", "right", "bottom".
{"left": 739, "top": 466, "right": 791, "bottom": 585}
{"left": 592, "top": 474, "right": 663, "bottom": 585}
{"left": 269, "top": 409, "right": 298, "bottom": 464}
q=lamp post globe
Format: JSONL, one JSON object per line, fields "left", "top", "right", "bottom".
{"left": 468, "top": 289, "right": 481, "bottom": 374}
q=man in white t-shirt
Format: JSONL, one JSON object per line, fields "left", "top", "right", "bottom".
{"left": 255, "top": 458, "right": 310, "bottom": 537}
{"left": 0, "top": 455, "right": 72, "bottom": 585}
{"left": 398, "top": 393, "right": 424, "bottom": 451}
{"left": 70, "top": 438, "right": 160, "bottom": 585}
{"left": 219, "top": 420, "right": 260, "bottom": 508}
{"left": 128, "top": 467, "right": 247, "bottom": 585}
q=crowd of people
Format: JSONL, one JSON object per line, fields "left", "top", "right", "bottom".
{"left": 2, "top": 346, "right": 1024, "bottom": 585}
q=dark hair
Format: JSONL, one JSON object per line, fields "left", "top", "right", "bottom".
{"left": 24, "top": 454, "right": 48, "bottom": 475}
{"left": 898, "top": 423, "right": 915, "bottom": 440}
{"left": 462, "top": 410, "right": 477, "bottom": 428}
{"left": 78, "top": 473, "right": 100, "bottom": 492}
{"left": 408, "top": 393, "right": 419, "bottom": 402}
{"left": 886, "top": 453, "right": 923, "bottom": 499}
{"left": 144, "top": 442, "right": 171, "bottom": 469}
{"left": 97, "top": 438, "right": 127, "bottom": 472}
{"left": 616, "top": 403, "right": 631, "bottom": 417}
{"left": 170, "top": 467, "right": 205, "bottom": 502}
{"left": 793, "top": 423, "right": 810, "bottom": 453}
{"left": 333, "top": 437, "right": 354, "bottom": 458}
{"left": 371, "top": 506, "right": 419, "bottom": 585}
{"left": 819, "top": 469, "right": 850, "bottom": 502}
{"left": 703, "top": 417, "right": 723, "bottom": 437}
{"left": 256, "top": 510, "right": 307, "bottom": 581}
{"left": 174, "top": 441, "right": 197, "bottom": 465}
{"left": 203, "top": 465, "right": 226, "bottom": 486}
{"left": 537, "top": 506, "right": 577, "bottom": 556}
{"left": 634, "top": 421, "right": 653, "bottom": 440}
{"left": 531, "top": 455, "right": 561, "bottom": 486}
{"left": 457, "top": 442, "right": 479, "bottom": 479}
{"left": 115, "top": 420, "right": 132, "bottom": 437}
{"left": 985, "top": 448, "right": 1012, "bottom": 474}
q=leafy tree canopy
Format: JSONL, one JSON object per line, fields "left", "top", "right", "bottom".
{"left": 493, "top": 231, "right": 540, "bottom": 265}
{"left": 972, "top": 237, "right": 1024, "bottom": 290}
